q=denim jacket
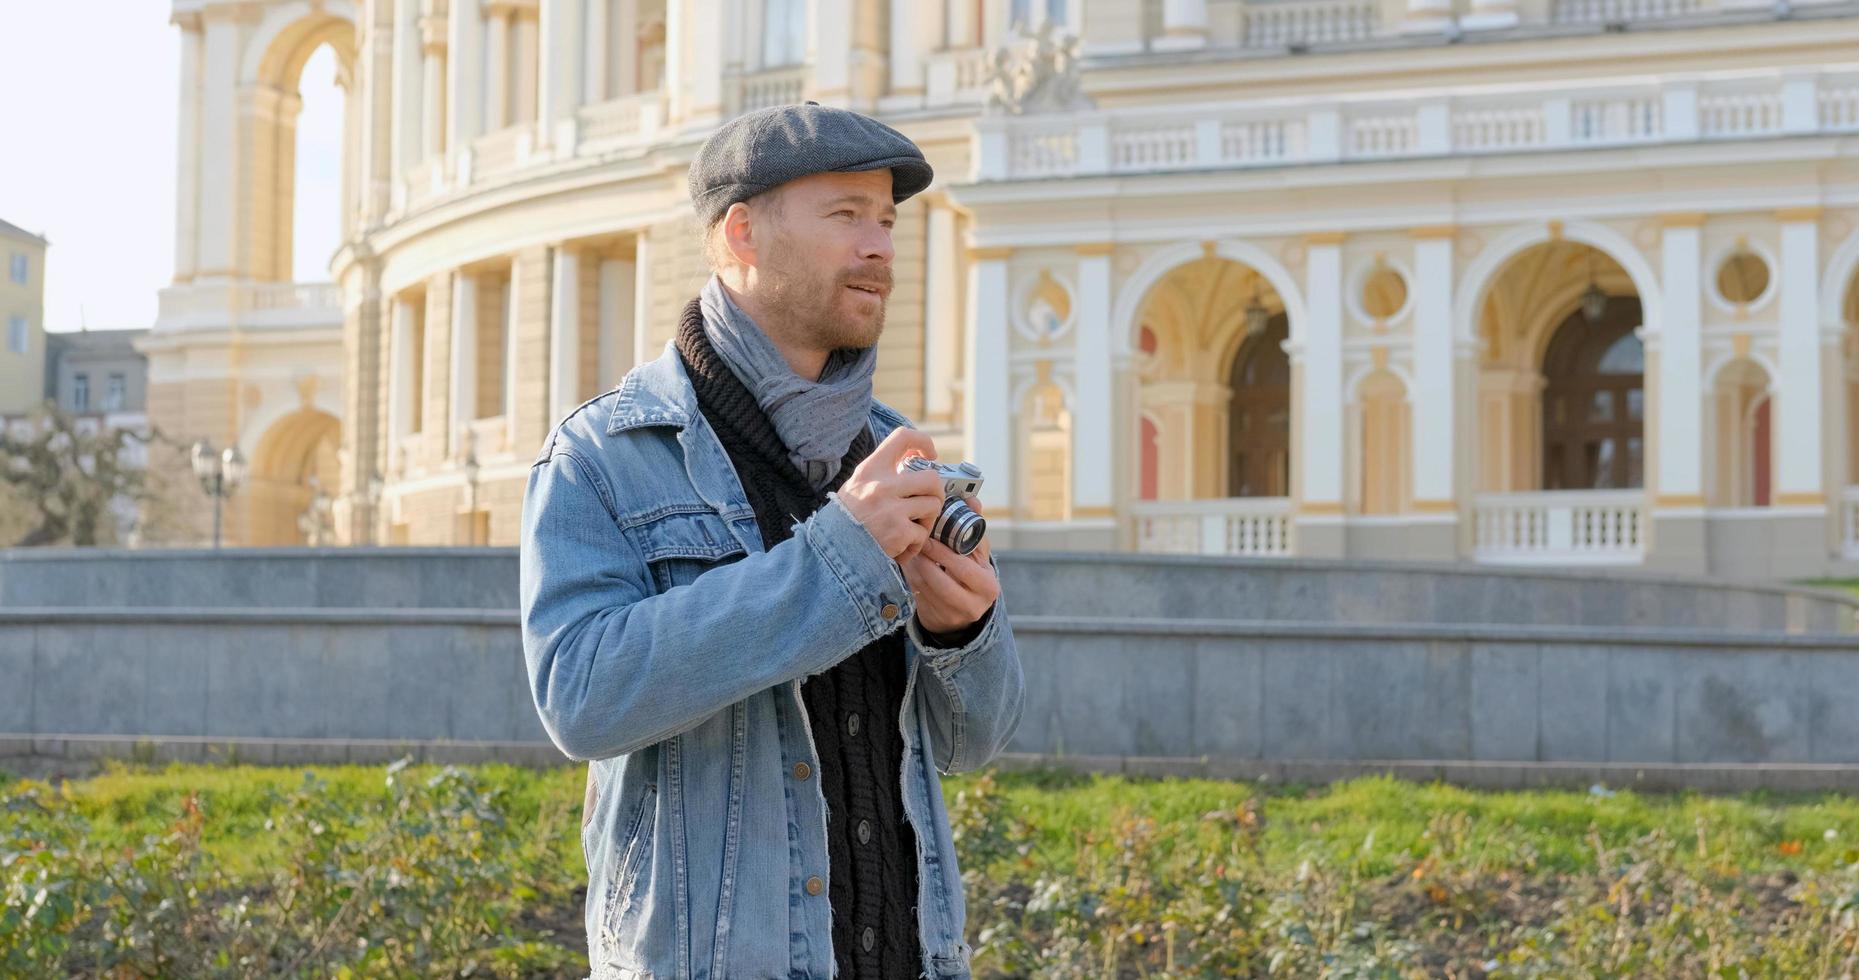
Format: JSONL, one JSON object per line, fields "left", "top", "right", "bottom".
{"left": 520, "top": 343, "right": 1026, "bottom": 980}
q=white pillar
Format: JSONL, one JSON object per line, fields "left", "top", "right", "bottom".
{"left": 1777, "top": 210, "right": 1825, "bottom": 502}
{"left": 549, "top": 245, "right": 581, "bottom": 420}
{"left": 446, "top": 0, "right": 485, "bottom": 148}
{"left": 947, "top": 0, "right": 977, "bottom": 47}
{"left": 669, "top": 0, "right": 724, "bottom": 125}
{"left": 1300, "top": 235, "right": 1346, "bottom": 509}
{"left": 811, "top": 0, "right": 852, "bottom": 105}
{"left": 539, "top": 0, "right": 583, "bottom": 136}
{"left": 504, "top": 266, "right": 520, "bottom": 434}
{"left": 420, "top": 6, "right": 448, "bottom": 158}
{"left": 1656, "top": 217, "right": 1704, "bottom": 504}
{"left": 392, "top": 0, "right": 425, "bottom": 178}
{"left": 390, "top": 298, "right": 417, "bottom": 443}
{"left": 964, "top": 249, "right": 1013, "bottom": 512}
{"left": 887, "top": 0, "right": 927, "bottom": 96}
{"left": 1411, "top": 229, "right": 1455, "bottom": 506}
{"left": 1073, "top": 245, "right": 1115, "bottom": 517}
{"left": 449, "top": 272, "right": 479, "bottom": 457}
{"left": 923, "top": 203, "right": 961, "bottom": 423}
{"left": 1155, "top": 0, "right": 1209, "bottom": 50}
{"left": 485, "top": 8, "right": 511, "bottom": 129}
{"left": 196, "top": 12, "right": 239, "bottom": 277}
{"left": 599, "top": 257, "right": 637, "bottom": 387}
{"left": 173, "top": 14, "right": 202, "bottom": 281}
{"left": 632, "top": 234, "right": 656, "bottom": 369}
{"left": 587, "top": 0, "right": 614, "bottom": 100}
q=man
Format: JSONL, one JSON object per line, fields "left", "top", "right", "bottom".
{"left": 520, "top": 103, "right": 1026, "bottom": 980}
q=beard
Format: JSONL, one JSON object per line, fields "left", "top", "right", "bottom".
{"left": 757, "top": 235, "right": 892, "bottom": 352}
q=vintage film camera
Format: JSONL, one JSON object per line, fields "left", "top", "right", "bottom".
{"left": 902, "top": 457, "right": 987, "bottom": 556}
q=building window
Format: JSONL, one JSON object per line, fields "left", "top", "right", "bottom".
{"left": 72, "top": 373, "right": 89, "bottom": 413}
{"left": 762, "top": 0, "right": 805, "bottom": 67}
{"left": 5, "top": 316, "right": 25, "bottom": 354}
{"left": 8, "top": 254, "right": 25, "bottom": 284}
{"left": 105, "top": 373, "right": 126, "bottom": 412}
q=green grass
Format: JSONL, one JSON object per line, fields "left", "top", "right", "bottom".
{"left": 37, "top": 762, "right": 1859, "bottom": 881}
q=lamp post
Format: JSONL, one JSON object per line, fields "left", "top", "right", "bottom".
{"left": 462, "top": 430, "right": 481, "bottom": 546}
{"left": 190, "top": 438, "right": 248, "bottom": 549}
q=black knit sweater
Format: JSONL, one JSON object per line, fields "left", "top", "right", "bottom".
{"left": 674, "top": 299, "right": 923, "bottom": 980}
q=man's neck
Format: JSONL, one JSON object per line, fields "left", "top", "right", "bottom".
{"left": 718, "top": 280, "right": 829, "bottom": 381}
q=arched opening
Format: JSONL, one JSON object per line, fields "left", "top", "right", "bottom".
{"left": 1134, "top": 254, "right": 1289, "bottom": 501}
{"left": 247, "top": 408, "right": 342, "bottom": 546}
{"left": 1476, "top": 241, "right": 1643, "bottom": 493}
{"left": 1710, "top": 358, "right": 1774, "bottom": 508}
{"left": 1353, "top": 369, "right": 1412, "bottom": 515}
{"left": 1540, "top": 302, "right": 1645, "bottom": 491}
{"left": 249, "top": 14, "right": 356, "bottom": 284}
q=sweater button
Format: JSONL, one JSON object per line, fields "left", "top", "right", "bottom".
{"left": 846, "top": 713, "right": 860, "bottom": 737}
{"left": 861, "top": 927, "right": 875, "bottom": 952}
{"left": 792, "top": 761, "right": 811, "bottom": 781}
{"left": 857, "top": 819, "right": 871, "bottom": 844}
{"left": 805, "top": 876, "right": 824, "bottom": 896}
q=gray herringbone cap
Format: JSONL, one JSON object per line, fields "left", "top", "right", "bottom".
{"left": 687, "top": 102, "right": 934, "bottom": 228}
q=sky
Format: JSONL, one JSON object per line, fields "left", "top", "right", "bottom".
{"left": 0, "top": 2, "right": 342, "bottom": 334}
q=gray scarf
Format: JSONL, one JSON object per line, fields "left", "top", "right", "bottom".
{"left": 698, "top": 277, "right": 878, "bottom": 490}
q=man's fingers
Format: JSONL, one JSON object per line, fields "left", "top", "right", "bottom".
{"left": 920, "top": 538, "right": 996, "bottom": 593}
{"left": 867, "top": 427, "right": 938, "bottom": 469}
{"left": 897, "top": 470, "right": 946, "bottom": 500}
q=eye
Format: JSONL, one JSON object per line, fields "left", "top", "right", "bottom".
{"left": 832, "top": 210, "right": 855, "bottom": 220}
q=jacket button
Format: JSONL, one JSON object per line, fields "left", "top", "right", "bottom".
{"left": 846, "top": 713, "right": 860, "bottom": 737}
{"left": 805, "top": 875, "right": 824, "bottom": 896}
{"left": 861, "top": 926, "right": 875, "bottom": 952}
{"left": 792, "top": 761, "right": 811, "bottom": 781}
{"left": 880, "top": 601, "right": 900, "bottom": 621}
{"left": 857, "top": 819, "right": 871, "bottom": 844}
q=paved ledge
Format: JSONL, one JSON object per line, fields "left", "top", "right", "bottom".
{"left": 0, "top": 734, "right": 569, "bottom": 768}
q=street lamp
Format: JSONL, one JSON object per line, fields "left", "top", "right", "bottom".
{"left": 190, "top": 438, "right": 248, "bottom": 549}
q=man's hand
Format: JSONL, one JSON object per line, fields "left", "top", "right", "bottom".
{"left": 837, "top": 428, "right": 945, "bottom": 561}
{"left": 901, "top": 500, "right": 999, "bottom": 634}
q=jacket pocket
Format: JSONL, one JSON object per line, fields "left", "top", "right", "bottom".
{"left": 624, "top": 509, "right": 747, "bottom": 592}
{"left": 599, "top": 781, "right": 658, "bottom": 957}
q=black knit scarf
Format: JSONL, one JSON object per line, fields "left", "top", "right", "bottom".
{"left": 674, "top": 299, "right": 923, "bottom": 979}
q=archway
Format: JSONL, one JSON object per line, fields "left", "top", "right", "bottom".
{"left": 1710, "top": 358, "right": 1773, "bottom": 508}
{"left": 1473, "top": 240, "right": 1644, "bottom": 493}
{"left": 246, "top": 409, "right": 342, "bottom": 546}
{"left": 246, "top": 9, "right": 357, "bottom": 283}
{"left": 1133, "top": 253, "right": 1291, "bottom": 502}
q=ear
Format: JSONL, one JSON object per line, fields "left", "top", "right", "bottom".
{"left": 722, "top": 202, "right": 758, "bottom": 269}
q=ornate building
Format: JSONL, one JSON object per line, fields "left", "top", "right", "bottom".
{"left": 151, "top": 0, "right": 1859, "bottom": 578}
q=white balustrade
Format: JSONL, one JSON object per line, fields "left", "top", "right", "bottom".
{"left": 1474, "top": 490, "right": 1646, "bottom": 564}
{"left": 576, "top": 91, "right": 662, "bottom": 148}
{"left": 1349, "top": 113, "right": 1417, "bottom": 157}
{"left": 1569, "top": 95, "right": 1662, "bottom": 144}
{"left": 1113, "top": 123, "right": 1197, "bottom": 170}
{"left": 1243, "top": 0, "right": 1379, "bottom": 48}
{"left": 1453, "top": 106, "right": 1545, "bottom": 151}
{"left": 1699, "top": 91, "right": 1783, "bottom": 138}
{"left": 1131, "top": 498, "right": 1294, "bottom": 557}
{"left": 1010, "top": 126, "right": 1081, "bottom": 177}
{"left": 1222, "top": 117, "right": 1303, "bottom": 163}
{"left": 1842, "top": 487, "right": 1859, "bottom": 559}
{"left": 154, "top": 281, "right": 344, "bottom": 333}
{"left": 1822, "top": 82, "right": 1859, "bottom": 131}
{"left": 1551, "top": 0, "right": 1701, "bottom": 22}
{"left": 470, "top": 125, "right": 527, "bottom": 180}
{"left": 739, "top": 67, "right": 806, "bottom": 113}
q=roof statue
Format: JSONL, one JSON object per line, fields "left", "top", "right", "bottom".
{"left": 982, "top": 20, "right": 1092, "bottom": 116}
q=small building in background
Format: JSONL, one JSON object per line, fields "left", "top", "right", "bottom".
{"left": 0, "top": 218, "right": 49, "bottom": 418}
{"left": 45, "top": 328, "right": 150, "bottom": 434}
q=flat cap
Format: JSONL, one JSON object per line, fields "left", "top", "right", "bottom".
{"left": 688, "top": 103, "right": 934, "bottom": 228}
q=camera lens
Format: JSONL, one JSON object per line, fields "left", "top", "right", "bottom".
{"left": 933, "top": 497, "right": 987, "bottom": 556}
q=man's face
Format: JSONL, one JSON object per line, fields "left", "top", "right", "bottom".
{"left": 749, "top": 169, "right": 897, "bottom": 351}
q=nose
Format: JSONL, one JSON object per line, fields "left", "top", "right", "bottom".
{"left": 858, "top": 218, "right": 894, "bottom": 267}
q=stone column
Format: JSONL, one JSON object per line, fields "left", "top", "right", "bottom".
{"left": 1410, "top": 227, "right": 1457, "bottom": 538}
{"left": 1297, "top": 232, "right": 1346, "bottom": 556}
{"left": 1645, "top": 213, "right": 1709, "bottom": 573}
{"left": 512, "top": 8, "right": 540, "bottom": 125}
{"left": 390, "top": 297, "right": 417, "bottom": 446}
{"left": 964, "top": 248, "right": 1014, "bottom": 514}
{"left": 887, "top": 0, "right": 928, "bottom": 97}
{"left": 420, "top": 4, "right": 449, "bottom": 158}
{"left": 484, "top": 5, "right": 511, "bottom": 129}
{"left": 173, "top": 12, "right": 202, "bottom": 282}
{"left": 392, "top": 0, "right": 425, "bottom": 179}
{"left": 810, "top": 0, "right": 853, "bottom": 105}
{"left": 1073, "top": 243, "right": 1116, "bottom": 522}
{"left": 360, "top": 0, "right": 398, "bottom": 224}
{"left": 598, "top": 256, "right": 637, "bottom": 387}
{"left": 446, "top": 0, "right": 485, "bottom": 149}
{"left": 195, "top": 10, "right": 240, "bottom": 278}
{"left": 539, "top": 0, "right": 583, "bottom": 142}
{"left": 632, "top": 233, "right": 655, "bottom": 368}
{"left": 947, "top": 0, "right": 978, "bottom": 47}
{"left": 449, "top": 271, "right": 479, "bottom": 458}
{"left": 549, "top": 244, "right": 581, "bottom": 420}
{"left": 1155, "top": 0, "right": 1209, "bottom": 51}
{"left": 669, "top": 0, "right": 723, "bottom": 126}
{"left": 504, "top": 263, "right": 521, "bottom": 435}
{"left": 922, "top": 201, "right": 961, "bottom": 424}
{"left": 587, "top": 0, "right": 615, "bottom": 100}
{"left": 1776, "top": 208, "right": 1825, "bottom": 504}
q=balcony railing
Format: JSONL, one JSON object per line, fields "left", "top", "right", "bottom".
{"left": 1473, "top": 490, "right": 1646, "bottom": 565}
{"left": 974, "top": 66, "right": 1859, "bottom": 182}
{"left": 1242, "top": 0, "right": 1379, "bottom": 48}
{"left": 575, "top": 91, "right": 663, "bottom": 150}
{"left": 155, "top": 281, "right": 344, "bottom": 333}
{"left": 1131, "top": 497, "right": 1294, "bottom": 557}
{"left": 1551, "top": 0, "right": 1703, "bottom": 24}
{"left": 738, "top": 67, "right": 807, "bottom": 114}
